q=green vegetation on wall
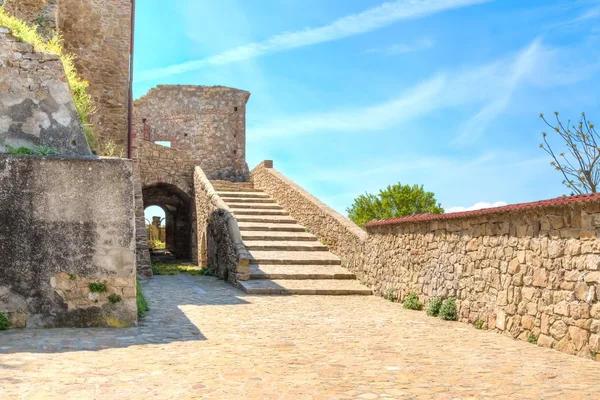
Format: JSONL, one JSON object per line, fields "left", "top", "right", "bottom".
{"left": 0, "top": 7, "right": 96, "bottom": 149}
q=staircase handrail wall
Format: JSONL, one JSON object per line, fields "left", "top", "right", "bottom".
{"left": 194, "top": 166, "right": 252, "bottom": 282}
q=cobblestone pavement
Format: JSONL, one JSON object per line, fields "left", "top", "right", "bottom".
{"left": 1, "top": 275, "right": 599, "bottom": 399}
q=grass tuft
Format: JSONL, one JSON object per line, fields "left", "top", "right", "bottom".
{"left": 136, "top": 277, "right": 149, "bottom": 318}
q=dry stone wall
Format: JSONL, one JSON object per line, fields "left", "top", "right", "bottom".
{"left": 251, "top": 161, "right": 600, "bottom": 360}
{"left": 134, "top": 86, "right": 250, "bottom": 181}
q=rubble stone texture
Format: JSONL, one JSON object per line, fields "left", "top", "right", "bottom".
{"left": 0, "top": 26, "right": 91, "bottom": 156}
{"left": 252, "top": 161, "right": 600, "bottom": 360}
{"left": 4, "top": 0, "right": 132, "bottom": 150}
{"left": 134, "top": 85, "right": 250, "bottom": 181}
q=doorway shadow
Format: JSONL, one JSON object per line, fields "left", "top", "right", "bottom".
{"left": 0, "top": 275, "right": 250, "bottom": 354}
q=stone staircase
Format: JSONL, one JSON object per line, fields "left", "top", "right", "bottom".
{"left": 210, "top": 181, "right": 372, "bottom": 295}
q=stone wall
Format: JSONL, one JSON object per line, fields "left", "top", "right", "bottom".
{"left": 57, "top": 0, "right": 131, "bottom": 150}
{"left": 0, "top": 155, "right": 137, "bottom": 328}
{"left": 194, "top": 167, "right": 251, "bottom": 283}
{"left": 251, "top": 161, "right": 367, "bottom": 270}
{"left": 133, "top": 139, "right": 196, "bottom": 192}
{"left": 3, "top": 0, "right": 132, "bottom": 150}
{"left": 134, "top": 85, "right": 250, "bottom": 181}
{"left": 0, "top": 26, "right": 91, "bottom": 156}
{"left": 250, "top": 161, "right": 600, "bottom": 360}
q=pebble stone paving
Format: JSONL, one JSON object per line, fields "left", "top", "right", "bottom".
{"left": 1, "top": 274, "right": 599, "bottom": 399}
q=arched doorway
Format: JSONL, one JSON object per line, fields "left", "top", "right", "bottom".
{"left": 142, "top": 183, "right": 195, "bottom": 261}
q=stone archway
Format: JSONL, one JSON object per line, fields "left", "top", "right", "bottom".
{"left": 142, "top": 182, "right": 196, "bottom": 261}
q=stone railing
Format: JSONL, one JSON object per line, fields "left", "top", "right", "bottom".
{"left": 194, "top": 166, "right": 251, "bottom": 284}
{"left": 250, "top": 160, "right": 368, "bottom": 275}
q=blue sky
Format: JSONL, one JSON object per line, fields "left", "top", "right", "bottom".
{"left": 135, "top": 0, "right": 600, "bottom": 219}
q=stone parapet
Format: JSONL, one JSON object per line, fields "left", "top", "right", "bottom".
{"left": 250, "top": 160, "right": 367, "bottom": 273}
{"left": 194, "top": 166, "right": 251, "bottom": 284}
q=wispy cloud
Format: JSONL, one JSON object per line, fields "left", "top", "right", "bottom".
{"left": 452, "top": 39, "right": 543, "bottom": 146}
{"left": 446, "top": 201, "right": 507, "bottom": 213}
{"left": 248, "top": 39, "right": 549, "bottom": 141}
{"left": 138, "top": 0, "right": 490, "bottom": 82}
{"left": 365, "top": 38, "right": 436, "bottom": 55}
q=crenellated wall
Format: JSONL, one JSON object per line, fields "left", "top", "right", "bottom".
{"left": 251, "top": 161, "right": 600, "bottom": 361}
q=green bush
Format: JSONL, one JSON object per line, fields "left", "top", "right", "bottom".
{"left": 439, "top": 297, "right": 458, "bottom": 321}
{"left": 402, "top": 293, "right": 423, "bottom": 310}
{"left": 427, "top": 297, "right": 443, "bottom": 317}
{"left": 528, "top": 334, "right": 537, "bottom": 344}
{"left": 108, "top": 294, "right": 122, "bottom": 304}
{"left": 0, "top": 313, "right": 8, "bottom": 330}
{"left": 474, "top": 319, "right": 485, "bottom": 329}
{"left": 136, "top": 277, "right": 149, "bottom": 318}
{"left": 88, "top": 281, "right": 107, "bottom": 293}
{"left": 385, "top": 288, "right": 397, "bottom": 302}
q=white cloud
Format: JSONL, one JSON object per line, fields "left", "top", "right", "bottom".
{"left": 248, "top": 39, "right": 548, "bottom": 140}
{"left": 137, "top": 0, "right": 490, "bottom": 81}
{"left": 452, "top": 39, "right": 543, "bottom": 146}
{"left": 365, "top": 38, "right": 436, "bottom": 55}
{"left": 446, "top": 201, "right": 508, "bottom": 213}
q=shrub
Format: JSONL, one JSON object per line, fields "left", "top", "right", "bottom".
{"left": 385, "top": 288, "right": 397, "bottom": 302}
{"left": 108, "top": 294, "right": 122, "bottom": 304}
{"left": 426, "top": 297, "right": 443, "bottom": 317}
{"left": 528, "top": 334, "right": 537, "bottom": 344}
{"left": 136, "top": 277, "right": 149, "bottom": 318}
{"left": 402, "top": 293, "right": 423, "bottom": 310}
{"left": 439, "top": 297, "right": 458, "bottom": 321}
{"left": 0, "top": 8, "right": 96, "bottom": 148}
{"left": 0, "top": 313, "right": 8, "bottom": 330}
{"left": 88, "top": 281, "right": 107, "bottom": 293}
{"left": 474, "top": 319, "right": 485, "bottom": 329}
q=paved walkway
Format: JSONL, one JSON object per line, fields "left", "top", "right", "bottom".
{"left": 1, "top": 275, "right": 599, "bottom": 399}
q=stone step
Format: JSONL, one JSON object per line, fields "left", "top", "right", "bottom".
{"left": 227, "top": 203, "right": 283, "bottom": 210}
{"left": 248, "top": 250, "right": 341, "bottom": 265}
{"left": 235, "top": 215, "right": 297, "bottom": 224}
{"left": 231, "top": 209, "right": 289, "bottom": 216}
{"left": 241, "top": 231, "right": 317, "bottom": 241}
{"left": 238, "top": 222, "right": 306, "bottom": 232}
{"left": 238, "top": 279, "right": 372, "bottom": 295}
{"left": 249, "top": 264, "right": 355, "bottom": 280}
{"left": 244, "top": 240, "right": 327, "bottom": 251}
{"left": 221, "top": 197, "right": 276, "bottom": 204}
{"left": 216, "top": 191, "right": 269, "bottom": 198}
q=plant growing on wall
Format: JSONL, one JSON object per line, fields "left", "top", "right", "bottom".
{"left": 347, "top": 183, "right": 443, "bottom": 226}
{"left": 539, "top": 111, "right": 599, "bottom": 194}
{"left": 0, "top": 7, "right": 96, "bottom": 149}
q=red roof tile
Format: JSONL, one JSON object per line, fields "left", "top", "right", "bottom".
{"left": 364, "top": 193, "right": 600, "bottom": 227}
